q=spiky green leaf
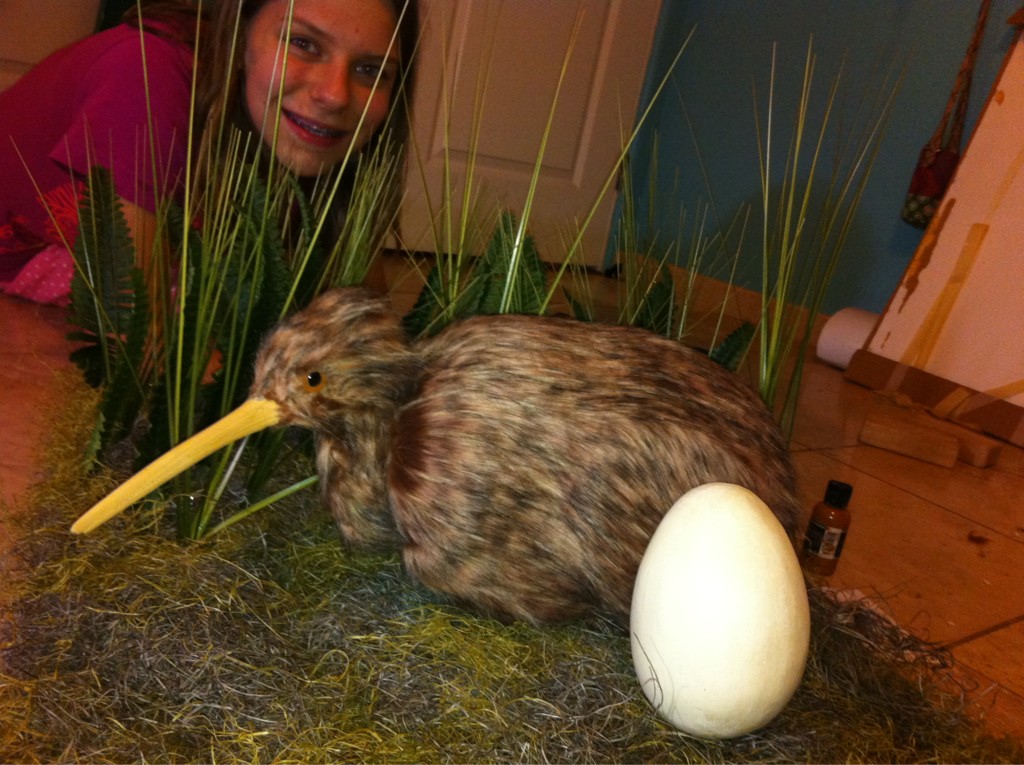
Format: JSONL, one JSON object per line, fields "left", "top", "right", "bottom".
{"left": 631, "top": 265, "right": 676, "bottom": 336}
{"left": 402, "top": 258, "right": 450, "bottom": 339}
{"left": 67, "top": 166, "right": 146, "bottom": 388}
{"left": 709, "top": 321, "right": 756, "bottom": 372}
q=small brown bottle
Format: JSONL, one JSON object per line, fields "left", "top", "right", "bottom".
{"left": 801, "top": 480, "right": 853, "bottom": 576}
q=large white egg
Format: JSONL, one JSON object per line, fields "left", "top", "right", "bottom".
{"left": 630, "top": 482, "right": 810, "bottom": 739}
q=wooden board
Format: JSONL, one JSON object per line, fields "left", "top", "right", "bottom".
{"left": 847, "top": 35, "right": 1024, "bottom": 447}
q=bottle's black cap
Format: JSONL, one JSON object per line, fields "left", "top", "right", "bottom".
{"left": 824, "top": 480, "right": 853, "bottom": 509}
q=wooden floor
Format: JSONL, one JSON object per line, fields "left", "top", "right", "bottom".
{"left": 2, "top": 260, "right": 1023, "bottom": 743}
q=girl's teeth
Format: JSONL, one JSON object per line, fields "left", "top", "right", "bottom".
{"left": 288, "top": 111, "right": 344, "bottom": 138}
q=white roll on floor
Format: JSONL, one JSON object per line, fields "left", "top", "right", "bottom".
{"left": 816, "top": 307, "right": 879, "bottom": 370}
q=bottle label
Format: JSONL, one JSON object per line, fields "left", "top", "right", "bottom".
{"left": 804, "top": 520, "right": 846, "bottom": 560}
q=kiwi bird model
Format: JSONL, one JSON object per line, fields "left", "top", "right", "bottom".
{"left": 73, "top": 287, "right": 801, "bottom": 625}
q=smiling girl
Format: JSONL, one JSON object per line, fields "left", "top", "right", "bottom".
{"left": 0, "top": 0, "right": 418, "bottom": 304}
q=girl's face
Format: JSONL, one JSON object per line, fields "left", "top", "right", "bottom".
{"left": 243, "top": 0, "right": 400, "bottom": 177}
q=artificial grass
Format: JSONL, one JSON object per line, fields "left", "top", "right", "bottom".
{"left": 1, "top": 373, "right": 1020, "bottom": 764}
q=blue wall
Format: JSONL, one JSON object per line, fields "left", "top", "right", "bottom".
{"left": 620, "top": 1, "right": 1020, "bottom": 314}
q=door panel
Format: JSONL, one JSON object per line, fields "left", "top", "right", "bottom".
{"left": 398, "top": 0, "right": 661, "bottom": 268}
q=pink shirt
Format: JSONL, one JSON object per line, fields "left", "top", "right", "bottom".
{"left": 0, "top": 22, "right": 193, "bottom": 303}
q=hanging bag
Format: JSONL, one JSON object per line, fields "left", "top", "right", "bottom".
{"left": 901, "top": 0, "right": 991, "bottom": 228}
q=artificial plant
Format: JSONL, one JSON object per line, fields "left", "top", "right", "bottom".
{"left": 65, "top": 6, "right": 892, "bottom": 537}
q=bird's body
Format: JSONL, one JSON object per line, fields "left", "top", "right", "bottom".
{"left": 253, "top": 288, "right": 801, "bottom": 625}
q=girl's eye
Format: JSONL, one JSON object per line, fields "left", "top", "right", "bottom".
{"left": 304, "top": 371, "right": 324, "bottom": 392}
{"left": 355, "top": 61, "right": 397, "bottom": 85}
{"left": 289, "top": 35, "right": 318, "bottom": 55}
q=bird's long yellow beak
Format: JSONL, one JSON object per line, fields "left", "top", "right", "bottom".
{"left": 71, "top": 397, "right": 283, "bottom": 534}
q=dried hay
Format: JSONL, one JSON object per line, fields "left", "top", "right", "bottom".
{"left": 1, "top": 375, "right": 1020, "bottom": 764}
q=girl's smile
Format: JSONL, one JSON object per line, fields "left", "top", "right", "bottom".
{"left": 282, "top": 108, "right": 349, "bottom": 145}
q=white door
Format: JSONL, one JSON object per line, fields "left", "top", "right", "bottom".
{"left": 397, "top": 0, "right": 662, "bottom": 268}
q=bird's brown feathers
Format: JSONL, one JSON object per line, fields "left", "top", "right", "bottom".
{"left": 252, "top": 288, "right": 800, "bottom": 625}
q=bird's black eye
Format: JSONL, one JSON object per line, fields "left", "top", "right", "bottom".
{"left": 304, "top": 371, "right": 324, "bottom": 392}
